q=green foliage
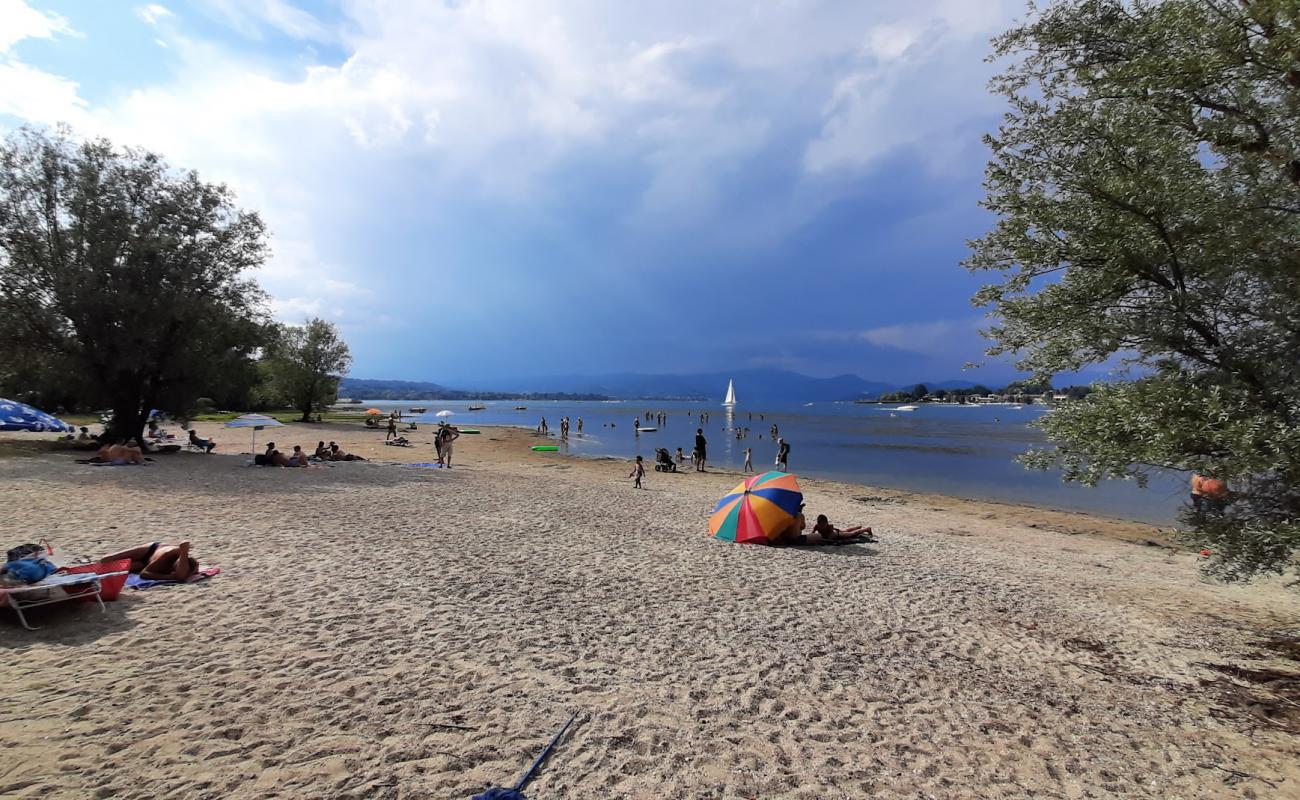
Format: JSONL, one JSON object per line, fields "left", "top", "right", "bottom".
{"left": 0, "top": 127, "right": 269, "bottom": 440}
{"left": 968, "top": 0, "right": 1300, "bottom": 581}
{"left": 264, "top": 318, "right": 352, "bottom": 422}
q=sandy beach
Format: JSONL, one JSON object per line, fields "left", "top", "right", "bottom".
{"left": 2, "top": 421, "right": 1299, "bottom": 799}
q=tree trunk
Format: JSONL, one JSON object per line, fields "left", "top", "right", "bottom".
{"left": 107, "top": 395, "right": 147, "bottom": 444}
{"left": 299, "top": 379, "right": 316, "bottom": 422}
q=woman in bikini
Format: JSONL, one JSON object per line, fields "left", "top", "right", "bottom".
{"left": 100, "top": 541, "right": 198, "bottom": 580}
{"left": 774, "top": 507, "right": 874, "bottom": 545}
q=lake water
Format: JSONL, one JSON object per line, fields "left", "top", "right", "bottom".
{"left": 355, "top": 399, "right": 1187, "bottom": 524}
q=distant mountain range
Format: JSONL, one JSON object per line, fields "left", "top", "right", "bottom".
{"left": 340, "top": 370, "right": 981, "bottom": 402}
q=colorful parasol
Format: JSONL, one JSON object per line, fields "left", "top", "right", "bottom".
{"left": 365, "top": 408, "right": 383, "bottom": 415}
{"left": 709, "top": 471, "right": 803, "bottom": 544}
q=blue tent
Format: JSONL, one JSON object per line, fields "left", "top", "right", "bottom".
{"left": 0, "top": 398, "right": 74, "bottom": 433}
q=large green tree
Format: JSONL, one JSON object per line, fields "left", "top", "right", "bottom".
{"left": 967, "top": 0, "right": 1300, "bottom": 581}
{"left": 265, "top": 318, "right": 352, "bottom": 422}
{"left": 0, "top": 127, "right": 269, "bottom": 441}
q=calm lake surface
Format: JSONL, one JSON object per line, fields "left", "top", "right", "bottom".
{"left": 356, "top": 399, "right": 1186, "bottom": 524}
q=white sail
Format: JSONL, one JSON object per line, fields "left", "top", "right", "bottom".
{"left": 723, "top": 379, "right": 736, "bottom": 406}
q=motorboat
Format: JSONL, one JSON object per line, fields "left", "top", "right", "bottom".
{"left": 468, "top": 404, "right": 486, "bottom": 411}
{"left": 408, "top": 407, "right": 427, "bottom": 414}
{"left": 895, "top": 405, "right": 918, "bottom": 411}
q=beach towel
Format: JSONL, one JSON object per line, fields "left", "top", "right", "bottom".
{"left": 794, "top": 535, "right": 875, "bottom": 548}
{"left": 127, "top": 566, "right": 221, "bottom": 590}
{"left": 404, "top": 462, "right": 445, "bottom": 469}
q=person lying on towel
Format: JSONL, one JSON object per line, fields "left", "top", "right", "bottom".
{"left": 774, "top": 506, "right": 874, "bottom": 545}
{"left": 100, "top": 541, "right": 198, "bottom": 581}
{"left": 812, "top": 514, "right": 875, "bottom": 543}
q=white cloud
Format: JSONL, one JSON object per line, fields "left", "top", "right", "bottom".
{"left": 803, "top": 1, "right": 1020, "bottom": 174}
{"left": 818, "top": 317, "right": 985, "bottom": 356}
{"left": 0, "top": 1, "right": 86, "bottom": 125}
{"left": 0, "top": 0, "right": 1025, "bottom": 342}
{"left": 137, "top": 4, "right": 173, "bottom": 27}
{"left": 199, "top": 0, "right": 333, "bottom": 41}
{"left": 0, "top": 0, "right": 74, "bottom": 54}
{"left": 0, "top": 58, "right": 88, "bottom": 125}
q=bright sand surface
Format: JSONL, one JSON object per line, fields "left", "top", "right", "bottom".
{"left": 2, "top": 421, "right": 1299, "bottom": 799}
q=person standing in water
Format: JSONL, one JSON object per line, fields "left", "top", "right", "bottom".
{"left": 695, "top": 428, "right": 708, "bottom": 472}
{"left": 539, "top": 417, "right": 548, "bottom": 436}
{"left": 577, "top": 417, "right": 584, "bottom": 435}
{"left": 743, "top": 447, "right": 753, "bottom": 473}
{"left": 628, "top": 455, "right": 645, "bottom": 489}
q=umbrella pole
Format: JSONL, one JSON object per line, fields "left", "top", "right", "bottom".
{"left": 251, "top": 428, "right": 257, "bottom": 455}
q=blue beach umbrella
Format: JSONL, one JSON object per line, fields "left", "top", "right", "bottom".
{"left": 0, "top": 398, "right": 74, "bottom": 433}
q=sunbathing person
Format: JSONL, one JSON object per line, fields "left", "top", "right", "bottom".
{"left": 288, "top": 445, "right": 309, "bottom": 467}
{"left": 811, "top": 514, "right": 874, "bottom": 542}
{"left": 100, "top": 440, "right": 145, "bottom": 465}
{"left": 773, "top": 507, "right": 873, "bottom": 545}
{"left": 328, "top": 442, "right": 366, "bottom": 461}
{"left": 100, "top": 541, "right": 198, "bottom": 580}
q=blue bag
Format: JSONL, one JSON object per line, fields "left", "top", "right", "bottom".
{"left": 4, "top": 558, "right": 58, "bottom": 584}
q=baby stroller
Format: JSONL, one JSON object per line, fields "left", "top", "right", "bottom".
{"left": 654, "top": 448, "right": 676, "bottom": 472}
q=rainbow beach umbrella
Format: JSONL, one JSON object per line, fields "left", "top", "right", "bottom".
{"left": 709, "top": 471, "right": 803, "bottom": 544}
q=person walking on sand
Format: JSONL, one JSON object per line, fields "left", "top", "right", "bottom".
{"left": 628, "top": 455, "right": 646, "bottom": 489}
{"left": 776, "top": 437, "right": 790, "bottom": 472}
{"left": 386, "top": 415, "right": 398, "bottom": 441}
{"left": 438, "top": 424, "right": 461, "bottom": 468}
{"left": 743, "top": 447, "right": 753, "bottom": 473}
{"left": 695, "top": 428, "right": 708, "bottom": 472}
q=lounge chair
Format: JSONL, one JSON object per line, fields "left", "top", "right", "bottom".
{"left": 3, "top": 570, "right": 128, "bottom": 630}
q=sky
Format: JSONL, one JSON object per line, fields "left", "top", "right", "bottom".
{"left": 0, "top": 0, "right": 1089, "bottom": 388}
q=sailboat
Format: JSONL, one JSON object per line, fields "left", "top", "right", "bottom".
{"left": 722, "top": 379, "right": 737, "bottom": 407}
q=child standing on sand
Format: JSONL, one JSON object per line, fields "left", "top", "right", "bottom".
{"left": 743, "top": 447, "right": 753, "bottom": 473}
{"left": 628, "top": 455, "right": 645, "bottom": 489}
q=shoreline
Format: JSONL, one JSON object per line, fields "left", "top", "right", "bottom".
{"left": 4, "top": 422, "right": 1181, "bottom": 549}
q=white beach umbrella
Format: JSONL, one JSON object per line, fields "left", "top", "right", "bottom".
{"left": 224, "top": 413, "right": 285, "bottom": 453}
{"left": 435, "top": 410, "right": 455, "bottom": 417}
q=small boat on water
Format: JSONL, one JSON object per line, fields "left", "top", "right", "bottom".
{"left": 896, "top": 405, "right": 918, "bottom": 411}
{"left": 468, "top": 404, "right": 486, "bottom": 411}
{"left": 514, "top": 406, "right": 528, "bottom": 411}
{"left": 722, "top": 378, "right": 737, "bottom": 407}
{"left": 408, "top": 407, "right": 427, "bottom": 414}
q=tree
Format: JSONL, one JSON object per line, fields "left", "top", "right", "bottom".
{"left": 265, "top": 318, "right": 352, "bottom": 422}
{"left": 966, "top": 0, "right": 1300, "bottom": 581}
{"left": 0, "top": 127, "right": 269, "bottom": 441}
